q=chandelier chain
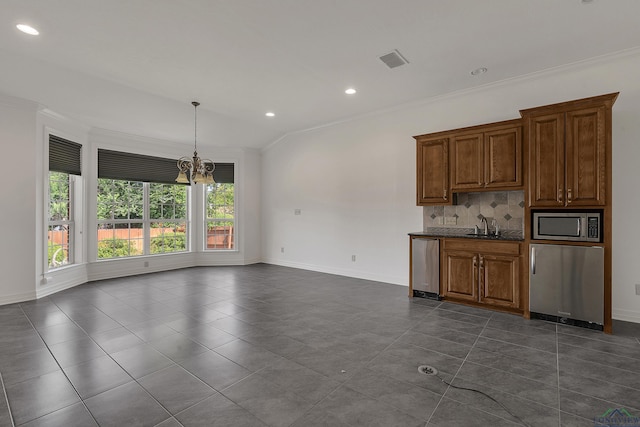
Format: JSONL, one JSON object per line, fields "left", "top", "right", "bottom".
{"left": 192, "top": 101, "right": 200, "bottom": 153}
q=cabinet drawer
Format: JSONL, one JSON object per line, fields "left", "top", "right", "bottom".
{"left": 443, "top": 239, "right": 521, "bottom": 256}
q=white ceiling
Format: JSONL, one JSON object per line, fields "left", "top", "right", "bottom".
{"left": 2, "top": 0, "right": 640, "bottom": 149}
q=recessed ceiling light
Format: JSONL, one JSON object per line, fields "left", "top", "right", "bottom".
{"left": 581, "top": 0, "right": 594, "bottom": 4}
{"left": 470, "top": 67, "right": 488, "bottom": 76}
{"left": 345, "top": 88, "right": 357, "bottom": 95}
{"left": 265, "top": 112, "right": 275, "bottom": 117}
{"left": 16, "top": 24, "right": 39, "bottom": 36}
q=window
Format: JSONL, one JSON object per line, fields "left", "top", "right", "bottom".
{"left": 149, "top": 183, "right": 187, "bottom": 254}
{"left": 48, "top": 172, "right": 73, "bottom": 268}
{"left": 48, "top": 135, "right": 82, "bottom": 270}
{"left": 96, "top": 179, "right": 188, "bottom": 259}
{"left": 206, "top": 182, "right": 235, "bottom": 250}
{"left": 97, "top": 179, "right": 144, "bottom": 258}
{"left": 96, "top": 149, "right": 190, "bottom": 260}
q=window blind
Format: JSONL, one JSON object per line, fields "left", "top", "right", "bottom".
{"left": 212, "top": 163, "right": 234, "bottom": 184}
{"left": 98, "top": 148, "right": 234, "bottom": 184}
{"left": 49, "top": 135, "right": 82, "bottom": 175}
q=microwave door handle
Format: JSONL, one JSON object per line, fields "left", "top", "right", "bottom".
{"left": 578, "top": 218, "right": 582, "bottom": 237}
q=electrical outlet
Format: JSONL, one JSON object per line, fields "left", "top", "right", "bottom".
{"left": 351, "top": 255, "right": 356, "bottom": 262}
{"left": 444, "top": 216, "right": 457, "bottom": 225}
{"left": 294, "top": 209, "right": 301, "bottom": 215}
{"left": 144, "top": 261, "right": 149, "bottom": 268}
{"left": 281, "top": 247, "right": 285, "bottom": 253}
{"left": 435, "top": 217, "right": 444, "bottom": 225}
{"left": 636, "top": 283, "right": 640, "bottom": 295}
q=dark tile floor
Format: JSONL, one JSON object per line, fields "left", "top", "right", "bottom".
{"left": 0, "top": 264, "right": 639, "bottom": 427}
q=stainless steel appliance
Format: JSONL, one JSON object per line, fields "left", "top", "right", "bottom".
{"left": 532, "top": 211, "right": 601, "bottom": 242}
{"left": 529, "top": 243, "right": 604, "bottom": 329}
{"left": 411, "top": 238, "right": 440, "bottom": 299}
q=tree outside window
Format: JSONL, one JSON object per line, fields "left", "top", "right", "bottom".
{"left": 48, "top": 172, "right": 73, "bottom": 268}
{"left": 206, "top": 183, "right": 234, "bottom": 250}
{"left": 96, "top": 179, "right": 188, "bottom": 259}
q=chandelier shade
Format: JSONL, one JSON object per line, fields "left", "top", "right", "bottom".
{"left": 176, "top": 101, "right": 216, "bottom": 185}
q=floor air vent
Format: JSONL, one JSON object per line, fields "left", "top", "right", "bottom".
{"left": 418, "top": 365, "right": 438, "bottom": 376}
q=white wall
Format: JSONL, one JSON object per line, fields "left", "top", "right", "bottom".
{"left": 0, "top": 97, "right": 38, "bottom": 304}
{"left": 241, "top": 149, "right": 262, "bottom": 264}
{"left": 261, "top": 48, "right": 640, "bottom": 323}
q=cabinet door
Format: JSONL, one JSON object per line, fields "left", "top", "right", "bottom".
{"left": 443, "top": 250, "right": 477, "bottom": 301}
{"left": 450, "top": 133, "right": 484, "bottom": 191}
{"left": 416, "top": 137, "right": 451, "bottom": 205}
{"left": 484, "top": 126, "right": 522, "bottom": 189}
{"left": 479, "top": 254, "right": 520, "bottom": 309}
{"left": 565, "top": 106, "right": 606, "bottom": 206}
{"left": 529, "top": 113, "right": 565, "bottom": 207}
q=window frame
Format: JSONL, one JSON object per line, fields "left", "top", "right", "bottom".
{"left": 204, "top": 181, "right": 236, "bottom": 251}
{"left": 96, "top": 178, "right": 190, "bottom": 260}
{"left": 47, "top": 171, "right": 75, "bottom": 270}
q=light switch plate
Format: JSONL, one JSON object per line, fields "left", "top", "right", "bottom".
{"left": 636, "top": 283, "right": 640, "bottom": 295}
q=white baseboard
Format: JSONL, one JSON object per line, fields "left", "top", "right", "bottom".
{"left": 261, "top": 258, "right": 407, "bottom": 286}
{"left": 0, "top": 290, "right": 37, "bottom": 306}
{"left": 613, "top": 308, "right": 640, "bottom": 324}
{"left": 37, "top": 277, "right": 88, "bottom": 299}
{"left": 88, "top": 256, "right": 196, "bottom": 282}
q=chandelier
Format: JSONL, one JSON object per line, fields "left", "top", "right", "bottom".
{"left": 175, "top": 101, "right": 216, "bottom": 185}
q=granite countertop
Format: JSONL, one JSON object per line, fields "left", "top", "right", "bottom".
{"left": 409, "top": 227, "right": 524, "bottom": 241}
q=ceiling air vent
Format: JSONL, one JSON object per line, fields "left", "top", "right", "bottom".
{"left": 379, "top": 49, "right": 409, "bottom": 69}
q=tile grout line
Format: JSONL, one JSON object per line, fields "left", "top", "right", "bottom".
{"left": 424, "top": 310, "right": 494, "bottom": 426}
{"left": 0, "top": 371, "right": 15, "bottom": 427}
{"left": 21, "top": 301, "right": 181, "bottom": 426}
{"left": 17, "top": 304, "right": 99, "bottom": 427}
{"left": 273, "top": 303, "right": 442, "bottom": 427}
{"left": 429, "top": 312, "right": 564, "bottom": 426}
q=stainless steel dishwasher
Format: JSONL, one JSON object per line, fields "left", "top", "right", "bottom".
{"left": 529, "top": 243, "right": 604, "bottom": 329}
{"left": 411, "top": 237, "right": 440, "bottom": 300}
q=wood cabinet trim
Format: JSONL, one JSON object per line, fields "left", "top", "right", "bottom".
{"left": 413, "top": 118, "right": 523, "bottom": 140}
{"left": 443, "top": 238, "right": 521, "bottom": 256}
{"left": 519, "top": 93, "right": 618, "bottom": 117}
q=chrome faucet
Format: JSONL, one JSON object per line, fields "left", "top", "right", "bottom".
{"left": 480, "top": 216, "right": 489, "bottom": 235}
{"left": 491, "top": 219, "right": 499, "bottom": 236}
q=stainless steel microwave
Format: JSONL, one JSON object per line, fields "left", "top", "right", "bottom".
{"left": 532, "top": 211, "right": 602, "bottom": 242}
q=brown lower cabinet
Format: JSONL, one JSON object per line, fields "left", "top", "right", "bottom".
{"left": 442, "top": 239, "right": 521, "bottom": 310}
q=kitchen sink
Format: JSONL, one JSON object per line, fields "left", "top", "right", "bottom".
{"left": 465, "top": 233, "right": 500, "bottom": 239}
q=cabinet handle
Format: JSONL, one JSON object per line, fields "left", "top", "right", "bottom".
{"left": 443, "top": 189, "right": 447, "bottom": 200}
{"left": 558, "top": 188, "right": 563, "bottom": 203}
{"left": 473, "top": 255, "right": 478, "bottom": 297}
{"left": 478, "top": 255, "right": 484, "bottom": 299}
{"left": 531, "top": 247, "right": 536, "bottom": 275}
{"left": 567, "top": 188, "right": 572, "bottom": 203}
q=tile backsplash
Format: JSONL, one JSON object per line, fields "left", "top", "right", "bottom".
{"left": 423, "top": 190, "right": 525, "bottom": 231}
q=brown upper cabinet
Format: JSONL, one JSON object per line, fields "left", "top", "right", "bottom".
{"left": 450, "top": 120, "right": 523, "bottom": 191}
{"left": 521, "top": 93, "right": 618, "bottom": 207}
{"left": 415, "top": 135, "right": 451, "bottom": 205}
{"left": 415, "top": 119, "right": 522, "bottom": 206}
